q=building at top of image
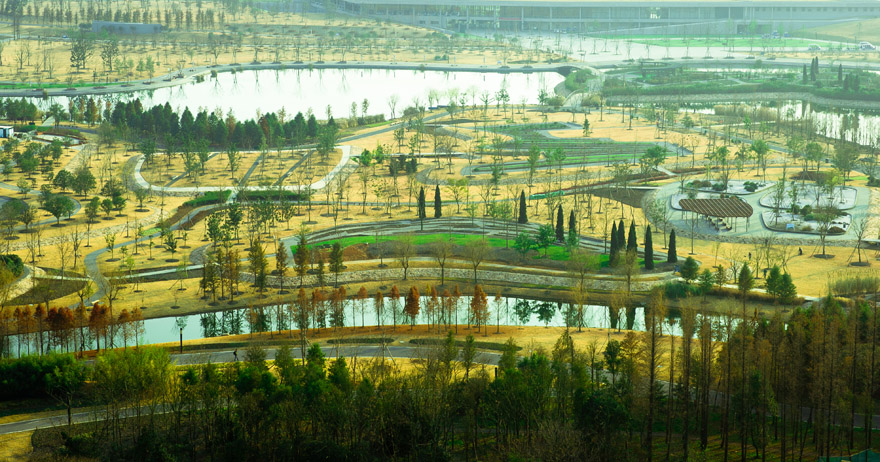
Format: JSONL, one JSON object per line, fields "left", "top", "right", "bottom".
{"left": 316, "top": 0, "right": 880, "bottom": 34}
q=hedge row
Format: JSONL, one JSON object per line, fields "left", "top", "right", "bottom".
{"left": 182, "top": 190, "right": 231, "bottom": 207}
{"left": 236, "top": 190, "right": 309, "bottom": 202}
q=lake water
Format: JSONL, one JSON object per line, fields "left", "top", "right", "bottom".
{"left": 0, "top": 295, "right": 738, "bottom": 357}
{"left": 38, "top": 68, "right": 564, "bottom": 121}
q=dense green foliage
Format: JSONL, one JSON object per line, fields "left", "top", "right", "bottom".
{"left": 18, "top": 295, "right": 880, "bottom": 461}
{"left": 0, "top": 253, "right": 23, "bottom": 277}
{"left": 0, "top": 353, "right": 78, "bottom": 400}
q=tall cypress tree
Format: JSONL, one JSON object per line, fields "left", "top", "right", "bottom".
{"left": 667, "top": 229, "right": 677, "bottom": 263}
{"left": 838, "top": 63, "right": 843, "bottom": 83}
{"left": 518, "top": 191, "right": 528, "bottom": 224}
{"left": 627, "top": 221, "right": 637, "bottom": 251}
{"left": 417, "top": 187, "right": 426, "bottom": 230}
{"left": 555, "top": 206, "right": 565, "bottom": 242}
{"left": 433, "top": 184, "right": 442, "bottom": 218}
{"left": 617, "top": 219, "right": 625, "bottom": 249}
{"left": 644, "top": 225, "right": 654, "bottom": 270}
{"left": 610, "top": 222, "right": 619, "bottom": 266}
{"left": 568, "top": 210, "right": 577, "bottom": 243}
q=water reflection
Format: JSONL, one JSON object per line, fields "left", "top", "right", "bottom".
{"left": 31, "top": 69, "right": 560, "bottom": 121}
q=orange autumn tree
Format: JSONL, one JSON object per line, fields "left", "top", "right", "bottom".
{"left": 471, "top": 285, "right": 489, "bottom": 335}
{"left": 404, "top": 286, "right": 420, "bottom": 329}
{"left": 389, "top": 285, "right": 401, "bottom": 331}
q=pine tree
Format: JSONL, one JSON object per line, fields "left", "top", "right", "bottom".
{"left": 433, "top": 184, "right": 442, "bottom": 218}
{"left": 294, "top": 230, "right": 310, "bottom": 287}
{"left": 275, "top": 242, "right": 289, "bottom": 294}
{"left": 738, "top": 263, "right": 755, "bottom": 310}
{"left": 681, "top": 256, "right": 699, "bottom": 283}
{"left": 417, "top": 187, "right": 426, "bottom": 230}
{"left": 329, "top": 242, "right": 344, "bottom": 287}
{"left": 610, "top": 222, "right": 619, "bottom": 267}
{"left": 617, "top": 219, "right": 625, "bottom": 252}
{"left": 667, "top": 230, "right": 677, "bottom": 263}
{"left": 567, "top": 210, "right": 578, "bottom": 246}
{"left": 644, "top": 225, "right": 654, "bottom": 270}
{"left": 518, "top": 191, "right": 528, "bottom": 224}
{"left": 778, "top": 273, "right": 797, "bottom": 304}
{"left": 555, "top": 206, "right": 565, "bottom": 242}
{"left": 627, "top": 221, "right": 637, "bottom": 251}
{"left": 316, "top": 256, "right": 326, "bottom": 288}
{"left": 765, "top": 265, "right": 782, "bottom": 297}
{"left": 838, "top": 63, "right": 843, "bottom": 83}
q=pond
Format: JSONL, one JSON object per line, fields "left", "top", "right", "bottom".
{"left": 139, "top": 296, "right": 658, "bottom": 346}
{"left": 36, "top": 68, "right": 564, "bottom": 122}
{"left": 688, "top": 100, "right": 880, "bottom": 147}
{"left": 2, "top": 295, "right": 743, "bottom": 357}
{"left": 0, "top": 295, "right": 738, "bottom": 356}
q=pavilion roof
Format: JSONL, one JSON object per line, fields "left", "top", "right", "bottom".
{"left": 679, "top": 198, "right": 753, "bottom": 218}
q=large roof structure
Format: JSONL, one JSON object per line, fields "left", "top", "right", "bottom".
{"left": 679, "top": 198, "right": 753, "bottom": 218}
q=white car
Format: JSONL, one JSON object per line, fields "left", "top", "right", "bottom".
{"left": 807, "top": 44, "right": 822, "bottom": 51}
{"left": 860, "top": 41, "right": 876, "bottom": 50}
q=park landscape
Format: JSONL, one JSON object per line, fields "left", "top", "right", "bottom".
{"left": 4, "top": 0, "right": 880, "bottom": 461}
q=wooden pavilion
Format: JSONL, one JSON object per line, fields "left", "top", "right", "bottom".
{"left": 679, "top": 197, "right": 753, "bottom": 232}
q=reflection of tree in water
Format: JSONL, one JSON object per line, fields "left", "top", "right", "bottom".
{"left": 625, "top": 306, "right": 637, "bottom": 331}
{"left": 198, "top": 310, "right": 245, "bottom": 338}
{"left": 513, "top": 299, "right": 533, "bottom": 325}
{"left": 536, "top": 301, "right": 555, "bottom": 327}
{"left": 608, "top": 305, "right": 619, "bottom": 330}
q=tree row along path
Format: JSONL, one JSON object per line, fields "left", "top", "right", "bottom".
{"left": 0, "top": 345, "right": 501, "bottom": 436}
{"left": 0, "top": 342, "right": 869, "bottom": 437}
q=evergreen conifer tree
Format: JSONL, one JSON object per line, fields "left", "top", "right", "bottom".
{"left": 555, "top": 206, "right": 564, "bottom": 242}
{"left": 644, "top": 225, "right": 654, "bottom": 270}
{"left": 434, "top": 184, "right": 442, "bottom": 218}
{"left": 610, "top": 222, "right": 619, "bottom": 266}
{"left": 667, "top": 230, "right": 677, "bottom": 263}
{"left": 417, "top": 187, "right": 426, "bottom": 230}
{"left": 627, "top": 221, "right": 637, "bottom": 251}
{"left": 518, "top": 191, "right": 528, "bottom": 224}
{"left": 681, "top": 256, "right": 699, "bottom": 283}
